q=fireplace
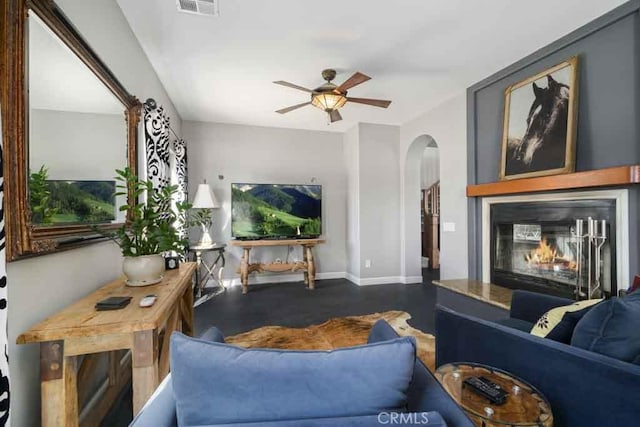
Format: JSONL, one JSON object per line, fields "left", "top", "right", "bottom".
{"left": 483, "top": 190, "right": 629, "bottom": 300}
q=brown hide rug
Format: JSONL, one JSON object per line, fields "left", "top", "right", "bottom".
{"left": 226, "top": 310, "right": 436, "bottom": 371}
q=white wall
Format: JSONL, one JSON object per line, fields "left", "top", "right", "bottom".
{"left": 400, "top": 93, "right": 468, "bottom": 280}
{"left": 7, "top": 0, "right": 181, "bottom": 425}
{"left": 357, "top": 124, "right": 401, "bottom": 280}
{"left": 183, "top": 121, "right": 347, "bottom": 285}
{"left": 342, "top": 124, "right": 403, "bottom": 284}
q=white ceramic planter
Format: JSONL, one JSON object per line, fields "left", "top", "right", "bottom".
{"left": 123, "top": 254, "right": 166, "bottom": 286}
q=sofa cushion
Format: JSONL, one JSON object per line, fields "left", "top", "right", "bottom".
{"left": 212, "top": 411, "right": 447, "bottom": 426}
{"left": 170, "top": 332, "right": 417, "bottom": 426}
{"left": 530, "top": 299, "right": 602, "bottom": 343}
{"left": 571, "top": 292, "right": 640, "bottom": 362}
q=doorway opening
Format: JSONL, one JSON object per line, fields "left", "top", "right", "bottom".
{"left": 402, "top": 134, "right": 440, "bottom": 283}
{"left": 420, "top": 142, "right": 440, "bottom": 270}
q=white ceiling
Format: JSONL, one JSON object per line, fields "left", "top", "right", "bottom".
{"left": 29, "top": 13, "right": 123, "bottom": 115}
{"left": 116, "top": 0, "right": 625, "bottom": 132}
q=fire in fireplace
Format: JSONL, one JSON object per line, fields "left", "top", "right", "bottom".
{"left": 524, "top": 237, "right": 577, "bottom": 276}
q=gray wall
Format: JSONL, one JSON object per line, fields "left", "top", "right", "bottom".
{"left": 467, "top": 1, "right": 640, "bottom": 280}
{"left": 344, "top": 125, "right": 361, "bottom": 278}
{"left": 183, "top": 120, "right": 348, "bottom": 284}
{"left": 30, "top": 108, "right": 127, "bottom": 222}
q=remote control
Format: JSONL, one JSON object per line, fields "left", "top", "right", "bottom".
{"left": 139, "top": 294, "right": 157, "bottom": 308}
{"left": 463, "top": 376, "right": 507, "bottom": 405}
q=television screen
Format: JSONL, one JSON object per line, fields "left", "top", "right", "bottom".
{"left": 231, "top": 183, "right": 322, "bottom": 239}
{"left": 32, "top": 180, "right": 116, "bottom": 225}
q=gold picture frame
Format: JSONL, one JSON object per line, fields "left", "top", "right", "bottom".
{"left": 499, "top": 56, "right": 579, "bottom": 180}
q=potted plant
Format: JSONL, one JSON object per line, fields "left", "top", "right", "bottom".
{"left": 102, "top": 167, "right": 190, "bottom": 286}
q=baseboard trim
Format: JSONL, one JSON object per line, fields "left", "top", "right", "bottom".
{"left": 345, "top": 273, "right": 360, "bottom": 285}
{"left": 219, "top": 272, "right": 410, "bottom": 288}
{"left": 358, "top": 276, "right": 403, "bottom": 286}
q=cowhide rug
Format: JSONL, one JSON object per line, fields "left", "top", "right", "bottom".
{"left": 226, "top": 311, "right": 435, "bottom": 371}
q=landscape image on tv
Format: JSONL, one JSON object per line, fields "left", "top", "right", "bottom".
{"left": 232, "top": 183, "right": 322, "bottom": 238}
{"left": 32, "top": 180, "right": 116, "bottom": 225}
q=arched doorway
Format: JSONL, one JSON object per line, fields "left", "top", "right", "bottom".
{"left": 401, "top": 135, "right": 439, "bottom": 282}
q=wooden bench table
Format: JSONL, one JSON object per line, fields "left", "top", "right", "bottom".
{"left": 17, "top": 262, "right": 196, "bottom": 427}
{"left": 230, "top": 239, "right": 325, "bottom": 294}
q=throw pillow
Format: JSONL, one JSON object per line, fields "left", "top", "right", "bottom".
{"left": 530, "top": 299, "right": 602, "bottom": 343}
{"left": 170, "top": 332, "right": 417, "bottom": 426}
{"left": 628, "top": 274, "right": 640, "bottom": 294}
{"left": 571, "top": 291, "right": 640, "bottom": 362}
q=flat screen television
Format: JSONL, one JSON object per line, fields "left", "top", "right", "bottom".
{"left": 231, "top": 183, "right": 322, "bottom": 239}
{"left": 32, "top": 180, "right": 116, "bottom": 225}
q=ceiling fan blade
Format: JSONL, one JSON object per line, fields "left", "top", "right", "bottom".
{"left": 329, "top": 109, "right": 342, "bottom": 123}
{"left": 347, "top": 97, "right": 392, "bottom": 108}
{"left": 335, "top": 72, "right": 371, "bottom": 93}
{"left": 276, "top": 102, "right": 312, "bottom": 114}
{"left": 273, "top": 81, "right": 315, "bottom": 93}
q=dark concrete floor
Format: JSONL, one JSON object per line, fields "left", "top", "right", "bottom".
{"left": 194, "top": 269, "right": 441, "bottom": 337}
{"left": 102, "top": 269, "right": 440, "bottom": 426}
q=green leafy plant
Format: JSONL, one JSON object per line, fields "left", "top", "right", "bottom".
{"left": 100, "top": 167, "right": 191, "bottom": 257}
{"left": 29, "top": 165, "right": 58, "bottom": 224}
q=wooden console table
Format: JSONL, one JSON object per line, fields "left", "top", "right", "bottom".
{"left": 17, "top": 262, "right": 196, "bottom": 427}
{"left": 230, "top": 239, "right": 325, "bottom": 294}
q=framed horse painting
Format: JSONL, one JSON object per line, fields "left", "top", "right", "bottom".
{"left": 500, "top": 56, "right": 579, "bottom": 180}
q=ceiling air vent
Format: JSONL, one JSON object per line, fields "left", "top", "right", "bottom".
{"left": 177, "top": 0, "right": 219, "bottom": 17}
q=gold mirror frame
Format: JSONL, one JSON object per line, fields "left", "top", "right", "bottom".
{"left": 1, "top": 0, "right": 141, "bottom": 261}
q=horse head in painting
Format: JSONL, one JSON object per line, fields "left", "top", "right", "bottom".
{"left": 513, "top": 74, "right": 569, "bottom": 168}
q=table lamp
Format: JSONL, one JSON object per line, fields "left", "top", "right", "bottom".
{"left": 192, "top": 181, "right": 220, "bottom": 246}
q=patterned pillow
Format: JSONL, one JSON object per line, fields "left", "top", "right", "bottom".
{"left": 531, "top": 299, "right": 602, "bottom": 343}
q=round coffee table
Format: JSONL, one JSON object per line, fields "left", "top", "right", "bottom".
{"left": 435, "top": 363, "right": 553, "bottom": 427}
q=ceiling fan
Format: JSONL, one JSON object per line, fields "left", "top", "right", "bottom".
{"left": 274, "top": 69, "right": 392, "bottom": 123}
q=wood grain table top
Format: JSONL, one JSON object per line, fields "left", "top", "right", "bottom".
{"left": 229, "top": 238, "right": 325, "bottom": 247}
{"left": 17, "top": 262, "right": 196, "bottom": 344}
{"left": 436, "top": 363, "right": 553, "bottom": 426}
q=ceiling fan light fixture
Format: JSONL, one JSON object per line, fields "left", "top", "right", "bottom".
{"left": 311, "top": 92, "right": 347, "bottom": 112}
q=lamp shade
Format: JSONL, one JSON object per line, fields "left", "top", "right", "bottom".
{"left": 192, "top": 184, "right": 220, "bottom": 209}
{"left": 311, "top": 92, "right": 347, "bottom": 112}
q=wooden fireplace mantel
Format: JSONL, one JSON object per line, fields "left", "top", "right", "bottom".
{"left": 467, "top": 165, "right": 640, "bottom": 197}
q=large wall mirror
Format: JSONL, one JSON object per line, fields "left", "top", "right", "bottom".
{"left": 1, "top": 0, "right": 141, "bottom": 261}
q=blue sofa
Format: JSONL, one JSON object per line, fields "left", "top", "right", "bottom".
{"left": 435, "top": 290, "right": 640, "bottom": 427}
{"left": 130, "top": 320, "right": 474, "bottom": 426}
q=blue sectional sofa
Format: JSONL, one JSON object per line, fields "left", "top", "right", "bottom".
{"left": 435, "top": 290, "right": 640, "bottom": 427}
{"left": 130, "top": 320, "right": 474, "bottom": 427}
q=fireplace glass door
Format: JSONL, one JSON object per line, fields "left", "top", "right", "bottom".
{"left": 490, "top": 200, "right": 616, "bottom": 299}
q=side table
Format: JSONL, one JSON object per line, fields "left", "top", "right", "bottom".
{"left": 16, "top": 263, "right": 196, "bottom": 425}
{"left": 188, "top": 243, "right": 226, "bottom": 306}
{"left": 435, "top": 363, "right": 553, "bottom": 427}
